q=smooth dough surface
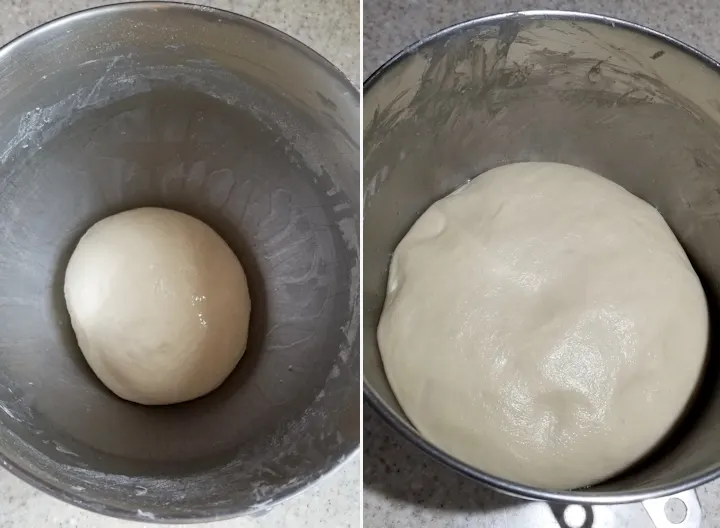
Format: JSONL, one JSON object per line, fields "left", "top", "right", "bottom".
{"left": 378, "top": 162, "right": 708, "bottom": 489}
{"left": 65, "top": 207, "right": 251, "bottom": 406}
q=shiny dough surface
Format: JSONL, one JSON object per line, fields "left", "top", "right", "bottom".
{"left": 65, "top": 207, "right": 251, "bottom": 406}
{"left": 378, "top": 162, "right": 708, "bottom": 489}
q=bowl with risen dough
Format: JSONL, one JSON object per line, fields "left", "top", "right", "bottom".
{"left": 0, "top": 2, "right": 359, "bottom": 522}
{"left": 365, "top": 11, "right": 720, "bottom": 504}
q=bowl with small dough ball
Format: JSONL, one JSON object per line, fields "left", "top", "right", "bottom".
{"left": 364, "top": 11, "right": 720, "bottom": 505}
{"left": 0, "top": 2, "right": 359, "bottom": 522}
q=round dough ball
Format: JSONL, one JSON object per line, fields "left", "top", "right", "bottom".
{"left": 378, "top": 162, "right": 708, "bottom": 489}
{"left": 64, "top": 207, "right": 251, "bottom": 406}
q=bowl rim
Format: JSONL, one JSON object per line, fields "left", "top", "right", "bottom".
{"left": 0, "top": 1, "right": 359, "bottom": 523}
{"left": 363, "top": 9, "right": 720, "bottom": 505}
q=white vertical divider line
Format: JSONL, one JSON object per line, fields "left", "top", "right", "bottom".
{"left": 358, "top": 0, "right": 365, "bottom": 524}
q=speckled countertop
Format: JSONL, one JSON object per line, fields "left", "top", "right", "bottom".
{"left": 364, "top": 1, "right": 720, "bottom": 527}
{"left": 0, "top": 1, "right": 359, "bottom": 527}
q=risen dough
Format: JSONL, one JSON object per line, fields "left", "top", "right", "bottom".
{"left": 378, "top": 162, "right": 708, "bottom": 489}
{"left": 65, "top": 207, "right": 251, "bottom": 406}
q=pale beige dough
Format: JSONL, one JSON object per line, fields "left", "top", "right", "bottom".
{"left": 378, "top": 162, "right": 708, "bottom": 489}
{"left": 64, "top": 207, "right": 251, "bottom": 406}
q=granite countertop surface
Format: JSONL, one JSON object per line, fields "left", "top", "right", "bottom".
{"left": 364, "top": 1, "right": 720, "bottom": 527}
{"left": 0, "top": 1, "right": 359, "bottom": 527}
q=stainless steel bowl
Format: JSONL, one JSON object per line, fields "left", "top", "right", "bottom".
{"left": 0, "top": 2, "right": 359, "bottom": 522}
{"left": 364, "top": 11, "right": 720, "bottom": 504}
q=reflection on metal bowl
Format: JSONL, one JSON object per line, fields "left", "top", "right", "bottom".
{"left": 364, "top": 10, "right": 720, "bottom": 505}
{"left": 0, "top": 2, "right": 359, "bottom": 522}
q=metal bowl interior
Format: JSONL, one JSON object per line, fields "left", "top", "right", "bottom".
{"left": 0, "top": 2, "right": 359, "bottom": 522}
{"left": 364, "top": 11, "right": 720, "bottom": 504}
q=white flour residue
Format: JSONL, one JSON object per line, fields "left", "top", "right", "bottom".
{"left": 337, "top": 215, "right": 359, "bottom": 358}
{"left": 79, "top": 56, "right": 125, "bottom": 107}
{"left": 0, "top": 403, "right": 18, "bottom": 421}
{"left": 0, "top": 98, "right": 73, "bottom": 164}
{"left": 54, "top": 443, "right": 79, "bottom": 457}
{"left": 136, "top": 509, "right": 156, "bottom": 520}
{"left": 336, "top": 215, "right": 359, "bottom": 363}
{"left": 364, "top": 165, "right": 390, "bottom": 200}
{"left": 0, "top": 58, "right": 136, "bottom": 166}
